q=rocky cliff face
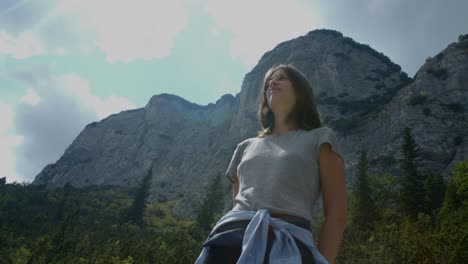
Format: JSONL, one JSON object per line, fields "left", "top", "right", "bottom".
{"left": 32, "top": 30, "right": 468, "bottom": 220}
{"left": 364, "top": 34, "right": 468, "bottom": 179}
{"left": 33, "top": 93, "right": 243, "bottom": 218}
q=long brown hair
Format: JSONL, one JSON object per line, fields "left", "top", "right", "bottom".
{"left": 256, "top": 64, "right": 322, "bottom": 138}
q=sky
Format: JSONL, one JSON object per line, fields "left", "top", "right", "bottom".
{"left": 1, "top": 0, "right": 467, "bottom": 183}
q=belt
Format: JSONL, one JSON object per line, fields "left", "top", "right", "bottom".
{"left": 216, "top": 212, "right": 311, "bottom": 233}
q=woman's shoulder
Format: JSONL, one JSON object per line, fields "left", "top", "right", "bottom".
{"left": 235, "top": 137, "right": 256, "bottom": 151}
{"left": 302, "top": 125, "right": 332, "bottom": 136}
{"left": 301, "top": 126, "right": 339, "bottom": 145}
{"left": 239, "top": 137, "right": 256, "bottom": 145}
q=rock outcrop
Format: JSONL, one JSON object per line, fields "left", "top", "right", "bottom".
{"left": 33, "top": 30, "right": 468, "bottom": 220}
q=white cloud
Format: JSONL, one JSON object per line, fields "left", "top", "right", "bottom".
{"left": 20, "top": 88, "right": 41, "bottom": 106}
{"left": 0, "top": 0, "right": 189, "bottom": 62}
{"left": 58, "top": 74, "right": 135, "bottom": 119}
{"left": 56, "top": 47, "right": 65, "bottom": 56}
{"left": 0, "top": 31, "right": 45, "bottom": 59}
{"left": 8, "top": 66, "right": 136, "bottom": 183}
{"left": 0, "top": 102, "right": 24, "bottom": 183}
{"left": 203, "top": 0, "right": 317, "bottom": 67}
{"left": 50, "top": 0, "right": 189, "bottom": 62}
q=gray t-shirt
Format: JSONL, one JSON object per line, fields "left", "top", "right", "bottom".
{"left": 225, "top": 125, "right": 344, "bottom": 223}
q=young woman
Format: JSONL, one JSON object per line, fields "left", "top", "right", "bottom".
{"left": 195, "top": 64, "right": 348, "bottom": 264}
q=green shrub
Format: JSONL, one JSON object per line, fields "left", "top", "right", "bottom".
{"left": 407, "top": 92, "right": 429, "bottom": 105}
{"left": 423, "top": 107, "right": 431, "bottom": 116}
{"left": 454, "top": 136, "right": 463, "bottom": 146}
{"left": 443, "top": 102, "right": 464, "bottom": 113}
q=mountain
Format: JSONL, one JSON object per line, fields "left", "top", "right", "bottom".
{"left": 32, "top": 29, "right": 468, "bottom": 220}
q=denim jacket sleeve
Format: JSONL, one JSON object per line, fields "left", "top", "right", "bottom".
{"left": 195, "top": 209, "right": 329, "bottom": 264}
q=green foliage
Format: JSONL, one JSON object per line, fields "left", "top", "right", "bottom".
{"left": 349, "top": 147, "right": 378, "bottom": 228}
{"left": 441, "top": 162, "right": 467, "bottom": 212}
{"left": 433, "top": 161, "right": 468, "bottom": 263}
{"left": 370, "top": 153, "right": 398, "bottom": 167}
{"left": 333, "top": 82, "right": 405, "bottom": 118}
{"left": 458, "top": 34, "right": 468, "bottom": 42}
{"left": 196, "top": 174, "right": 225, "bottom": 232}
{"left": 443, "top": 102, "right": 464, "bottom": 113}
{"left": 423, "top": 107, "right": 431, "bottom": 116}
{"left": 454, "top": 136, "right": 463, "bottom": 146}
{"left": 427, "top": 67, "right": 449, "bottom": 80}
{"left": 330, "top": 116, "right": 361, "bottom": 132}
{"left": 0, "top": 183, "right": 204, "bottom": 263}
{"left": 367, "top": 172, "right": 399, "bottom": 210}
{"left": 335, "top": 131, "right": 464, "bottom": 263}
{"left": 336, "top": 160, "right": 466, "bottom": 263}
{"left": 144, "top": 200, "right": 181, "bottom": 229}
{"left": 423, "top": 170, "right": 447, "bottom": 227}
{"left": 126, "top": 168, "right": 152, "bottom": 226}
{"left": 363, "top": 75, "right": 380, "bottom": 82}
{"left": 333, "top": 52, "right": 351, "bottom": 60}
{"left": 407, "top": 91, "right": 429, "bottom": 105}
{"left": 0, "top": 139, "right": 465, "bottom": 263}
{"left": 398, "top": 127, "right": 428, "bottom": 220}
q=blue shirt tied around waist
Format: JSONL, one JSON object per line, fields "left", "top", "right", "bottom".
{"left": 195, "top": 208, "right": 329, "bottom": 264}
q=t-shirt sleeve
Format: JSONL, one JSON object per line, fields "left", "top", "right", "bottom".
{"left": 316, "top": 126, "right": 344, "bottom": 163}
{"left": 225, "top": 143, "right": 244, "bottom": 184}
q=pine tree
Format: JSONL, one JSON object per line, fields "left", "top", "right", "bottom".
{"left": 351, "top": 147, "right": 377, "bottom": 228}
{"left": 423, "top": 169, "right": 446, "bottom": 227}
{"left": 434, "top": 161, "right": 468, "bottom": 262}
{"left": 55, "top": 182, "right": 73, "bottom": 220}
{"left": 439, "top": 161, "right": 467, "bottom": 214}
{"left": 196, "top": 174, "right": 225, "bottom": 232}
{"left": 127, "top": 167, "right": 152, "bottom": 227}
{"left": 398, "top": 127, "right": 427, "bottom": 220}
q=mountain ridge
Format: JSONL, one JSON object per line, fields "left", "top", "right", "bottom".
{"left": 32, "top": 29, "right": 468, "bottom": 220}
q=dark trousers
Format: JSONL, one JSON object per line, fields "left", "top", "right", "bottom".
{"left": 205, "top": 222, "right": 316, "bottom": 264}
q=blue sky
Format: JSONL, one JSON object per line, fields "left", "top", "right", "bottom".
{"left": 1, "top": 0, "right": 467, "bottom": 183}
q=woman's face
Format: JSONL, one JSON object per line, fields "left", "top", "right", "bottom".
{"left": 266, "top": 69, "right": 297, "bottom": 115}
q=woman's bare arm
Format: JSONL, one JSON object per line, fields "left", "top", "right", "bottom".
{"left": 232, "top": 175, "right": 239, "bottom": 208}
{"left": 316, "top": 143, "right": 348, "bottom": 264}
